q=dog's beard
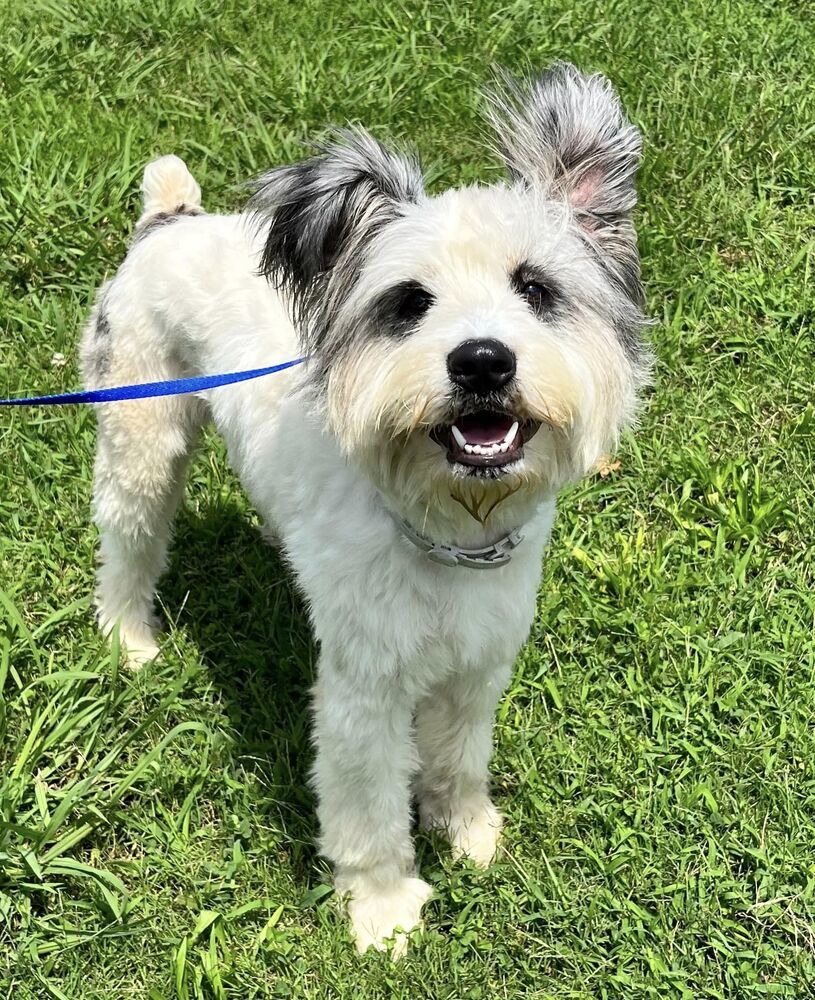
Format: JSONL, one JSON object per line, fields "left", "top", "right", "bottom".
{"left": 449, "top": 474, "right": 525, "bottom": 525}
{"left": 344, "top": 425, "right": 563, "bottom": 533}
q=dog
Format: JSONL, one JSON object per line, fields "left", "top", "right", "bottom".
{"left": 79, "top": 62, "right": 650, "bottom": 956}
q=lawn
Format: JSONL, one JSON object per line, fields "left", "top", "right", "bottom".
{"left": 1, "top": 0, "right": 813, "bottom": 996}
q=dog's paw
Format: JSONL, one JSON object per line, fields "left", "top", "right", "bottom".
{"left": 101, "top": 618, "right": 160, "bottom": 670}
{"left": 340, "top": 876, "right": 432, "bottom": 958}
{"left": 122, "top": 636, "right": 161, "bottom": 670}
{"left": 422, "top": 797, "right": 503, "bottom": 868}
{"left": 450, "top": 801, "right": 503, "bottom": 867}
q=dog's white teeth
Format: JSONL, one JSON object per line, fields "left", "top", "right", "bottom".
{"left": 504, "top": 421, "right": 519, "bottom": 446}
{"left": 451, "top": 419, "right": 520, "bottom": 460}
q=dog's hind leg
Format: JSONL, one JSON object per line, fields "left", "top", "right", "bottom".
{"left": 81, "top": 292, "right": 206, "bottom": 666}
{"left": 89, "top": 381, "right": 205, "bottom": 666}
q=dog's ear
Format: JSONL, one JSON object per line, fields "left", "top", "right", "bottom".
{"left": 486, "top": 62, "right": 642, "bottom": 231}
{"left": 250, "top": 128, "right": 424, "bottom": 319}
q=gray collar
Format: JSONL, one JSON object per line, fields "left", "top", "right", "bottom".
{"left": 392, "top": 513, "right": 526, "bottom": 569}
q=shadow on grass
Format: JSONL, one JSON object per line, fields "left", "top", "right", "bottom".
{"left": 162, "top": 497, "right": 319, "bottom": 879}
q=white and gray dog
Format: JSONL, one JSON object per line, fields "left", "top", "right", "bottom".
{"left": 80, "top": 62, "right": 649, "bottom": 955}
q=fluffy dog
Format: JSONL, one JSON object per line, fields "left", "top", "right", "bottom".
{"left": 80, "top": 62, "right": 649, "bottom": 956}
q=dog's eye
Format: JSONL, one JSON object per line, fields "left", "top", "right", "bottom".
{"left": 395, "top": 283, "right": 434, "bottom": 323}
{"left": 375, "top": 281, "right": 436, "bottom": 336}
{"left": 520, "top": 280, "right": 555, "bottom": 316}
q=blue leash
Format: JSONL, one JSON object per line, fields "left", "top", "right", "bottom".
{"left": 0, "top": 357, "right": 306, "bottom": 407}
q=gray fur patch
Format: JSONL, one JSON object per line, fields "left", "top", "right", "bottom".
{"left": 131, "top": 203, "right": 203, "bottom": 247}
{"left": 577, "top": 232, "right": 646, "bottom": 362}
{"left": 91, "top": 304, "right": 112, "bottom": 376}
{"left": 95, "top": 307, "right": 111, "bottom": 341}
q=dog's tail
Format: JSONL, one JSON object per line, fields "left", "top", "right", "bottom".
{"left": 136, "top": 154, "right": 202, "bottom": 228}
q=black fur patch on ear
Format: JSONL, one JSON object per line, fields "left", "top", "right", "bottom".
{"left": 249, "top": 128, "right": 424, "bottom": 336}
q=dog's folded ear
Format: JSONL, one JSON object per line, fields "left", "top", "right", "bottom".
{"left": 250, "top": 129, "right": 424, "bottom": 321}
{"left": 485, "top": 62, "right": 642, "bottom": 230}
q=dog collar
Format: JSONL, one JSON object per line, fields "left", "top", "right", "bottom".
{"left": 393, "top": 515, "right": 525, "bottom": 569}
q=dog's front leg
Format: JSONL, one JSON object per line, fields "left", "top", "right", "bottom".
{"left": 415, "top": 665, "right": 511, "bottom": 867}
{"left": 312, "top": 653, "right": 431, "bottom": 957}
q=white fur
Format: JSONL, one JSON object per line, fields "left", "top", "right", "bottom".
{"left": 80, "top": 127, "right": 643, "bottom": 954}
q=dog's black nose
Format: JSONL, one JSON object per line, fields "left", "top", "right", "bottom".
{"left": 447, "top": 339, "right": 516, "bottom": 395}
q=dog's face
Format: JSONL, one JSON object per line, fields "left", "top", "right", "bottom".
{"left": 253, "top": 64, "right": 650, "bottom": 523}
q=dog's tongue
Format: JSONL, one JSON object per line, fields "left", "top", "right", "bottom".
{"left": 455, "top": 411, "right": 515, "bottom": 446}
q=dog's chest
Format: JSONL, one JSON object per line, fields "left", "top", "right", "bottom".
{"left": 311, "top": 528, "right": 547, "bottom": 693}
{"left": 413, "top": 561, "right": 539, "bottom": 671}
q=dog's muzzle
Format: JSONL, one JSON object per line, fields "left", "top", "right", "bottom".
{"left": 429, "top": 339, "right": 540, "bottom": 472}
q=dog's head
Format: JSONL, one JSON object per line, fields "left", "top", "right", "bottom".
{"left": 251, "top": 63, "right": 650, "bottom": 528}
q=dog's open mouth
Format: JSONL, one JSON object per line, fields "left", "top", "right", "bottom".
{"left": 431, "top": 411, "right": 540, "bottom": 468}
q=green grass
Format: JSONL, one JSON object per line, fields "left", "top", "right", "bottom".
{"left": 1, "top": 0, "right": 813, "bottom": 996}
